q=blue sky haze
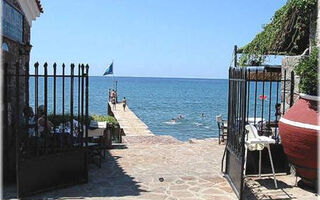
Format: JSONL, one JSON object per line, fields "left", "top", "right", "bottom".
{"left": 30, "top": 0, "right": 286, "bottom": 78}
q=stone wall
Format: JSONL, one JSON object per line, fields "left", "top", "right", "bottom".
{"left": 281, "top": 56, "right": 302, "bottom": 113}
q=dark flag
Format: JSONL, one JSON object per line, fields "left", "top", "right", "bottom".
{"left": 103, "top": 62, "right": 113, "bottom": 75}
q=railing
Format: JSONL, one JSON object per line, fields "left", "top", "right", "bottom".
{"left": 244, "top": 66, "right": 294, "bottom": 141}
{"left": 224, "top": 65, "right": 294, "bottom": 199}
{"left": 4, "top": 61, "right": 90, "bottom": 197}
{"left": 226, "top": 66, "right": 294, "bottom": 157}
{"left": 4, "top": 62, "right": 89, "bottom": 158}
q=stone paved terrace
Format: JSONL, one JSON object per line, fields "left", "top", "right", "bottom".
{"left": 18, "top": 138, "right": 237, "bottom": 200}
{"left": 3, "top": 138, "right": 314, "bottom": 200}
{"left": 109, "top": 102, "right": 154, "bottom": 136}
{"left": 3, "top": 104, "right": 318, "bottom": 199}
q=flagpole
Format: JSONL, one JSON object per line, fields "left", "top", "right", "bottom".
{"left": 112, "top": 60, "right": 117, "bottom": 103}
{"left": 103, "top": 60, "right": 115, "bottom": 102}
{"left": 112, "top": 59, "right": 115, "bottom": 90}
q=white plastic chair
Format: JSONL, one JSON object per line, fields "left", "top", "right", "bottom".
{"left": 244, "top": 124, "right": 278, "bottom": 188}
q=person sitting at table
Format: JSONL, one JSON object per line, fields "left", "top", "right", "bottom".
{"left": 37, "top": 105, "right": 54, "bottom": 135}
{"left": 23, "top": 106, "right": 36, "bottom": 137}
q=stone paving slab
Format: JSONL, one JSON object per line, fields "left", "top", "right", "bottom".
{"left": 22, "top": 139, "right": 237, "bottom": 200}
{"left": 243, "top": 176, "right": 318, "bottom": 200}
{"left": 4, "top": 138, "right": 317, "bottom": 200}
{"left": 122, "top": 135, "right": 183, "bottom": 145}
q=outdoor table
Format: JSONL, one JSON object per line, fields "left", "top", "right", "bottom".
{"left": 247, "top": 117, "right": 265, "bottom": 124}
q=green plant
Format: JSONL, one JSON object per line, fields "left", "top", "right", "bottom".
{"left": 295, "top": 46, "right": 318, "bottom": 96}
{"left": 91, "top": 115, "right": 119, "bottom": 125}
{"left": 47, "top": 114, "right": 93, "bottom": 126}
{"left": 239, "top": 0, "right": 317, "bottom": 66}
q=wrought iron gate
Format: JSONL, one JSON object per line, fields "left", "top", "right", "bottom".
{"left": 225, "top": 67, "right": 247, "bottom": 199}
{"left": 224, "top": 46, "right": 295, "bottom": 199}
{"left": 3, "top": 62, "right": 90, "bottom": 197}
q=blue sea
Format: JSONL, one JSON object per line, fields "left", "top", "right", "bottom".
{"left": 111, "top": 77, "right": 229, "bottom": 141}
{"left": 29, "top": 77, "right": 228, "bottom": 141}
{"left": 29, "top": 76, "right": 280, "bottom": 141}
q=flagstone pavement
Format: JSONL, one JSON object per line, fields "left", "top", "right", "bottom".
{"left": 13, "top": 137, "right": 315, "bottom": 200}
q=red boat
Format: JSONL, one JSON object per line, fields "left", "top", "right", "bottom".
{"left": 279, "top": 94, "right": 319, "bottom": 186}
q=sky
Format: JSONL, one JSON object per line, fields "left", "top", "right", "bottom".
{"left": 30, "top": 0, "right": 287, "bottom": 78}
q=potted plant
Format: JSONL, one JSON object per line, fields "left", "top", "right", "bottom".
{"left": 279, "top": 46, "right": 319, "bottom": 187}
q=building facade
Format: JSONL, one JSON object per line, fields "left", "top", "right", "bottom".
{"left": 2, "top": 0, "right": 42, "bottom": 183}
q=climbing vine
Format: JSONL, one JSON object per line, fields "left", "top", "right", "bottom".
{"left": 239, "top": 0, "right": 317, "bottom": 66}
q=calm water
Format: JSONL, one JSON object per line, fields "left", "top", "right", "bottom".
{"left": 29, "top": 76, "right": 280, "bottom": 141}
{"left": 115, "top": 77, "right": 229, "bottom": 141}
{"left": 29, "top": 77, "right": 228, "bottom": 141}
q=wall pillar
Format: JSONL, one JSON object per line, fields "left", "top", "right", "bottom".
{"left": 281, "top": 56, "right": 302, "bottom": 113}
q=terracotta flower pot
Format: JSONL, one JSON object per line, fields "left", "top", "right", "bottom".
{"left": 279, "top": 94, "right": 319, "bottom": 186}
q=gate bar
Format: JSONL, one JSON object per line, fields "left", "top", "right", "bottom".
{"left": 15, "top": 62, "right": 21, "bottom": 197}
{"left": 70, "top": 64, "right": 75, "bottom": 146}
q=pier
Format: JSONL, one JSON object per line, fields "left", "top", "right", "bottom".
{"left": 108, "top": 102, "right": 185, "bottom": 144}
{"left": 108, "top": 102, "right": 153, "bottom": 136}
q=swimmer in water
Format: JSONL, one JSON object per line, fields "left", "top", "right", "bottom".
{"left": 170, "top": 118, "right": 176, "bottom": 123}
{"left": 177, "top": 115, "right": 183, "bottom": 120}
{"left": 201, "top": 113, "right": 205, "bottom": 117}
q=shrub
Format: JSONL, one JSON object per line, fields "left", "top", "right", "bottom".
{"left": 295, "top": 46, "right": 318, "bottom": 96}
{"left": 47, "top": 114, "right": 93, "bottom": 126}
{"left": 91, "top": 115, "right": 119, "bottom": 126}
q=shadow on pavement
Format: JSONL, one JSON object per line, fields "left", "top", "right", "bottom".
{"left": 4, "top": 149, "right": 146, "bottom": 199}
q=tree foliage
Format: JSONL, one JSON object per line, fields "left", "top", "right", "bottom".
{"left": 239, "top": 0, "right": 317, "bottom": 66}
{"left": 295, "top": 46, "right": 318, "bottom": 96}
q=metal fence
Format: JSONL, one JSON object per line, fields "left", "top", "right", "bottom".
{"left": 225, "top": 66, "right": 294, "bottom": 198}
{"left": 224, "top": 61, "right": 294, "bottom": 199}
{"left": 245, "top": 66, "right": 294, "bottom": 141}
{"left": 3, "top": 61, "right": 90, "bottom": 197}
{"left": 224, "top": 67, "right": 247, "bottom": 199}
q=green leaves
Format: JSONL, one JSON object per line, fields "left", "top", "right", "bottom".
{"left": 47, "top": 114, "right": 119, "bottom": 126}
{"left": 295, "top": 46, "right": 318, "bottom": 96}
{"left": 91, "top": 115, "right": 119, "bottom": 125}
{"left": 239, "top": 0, "right": 317, "bottom": 66}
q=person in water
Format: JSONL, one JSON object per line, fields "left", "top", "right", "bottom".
{"left": 177, "top": 115, "right": 183, "bottom": 120}
{"left": 122, "top": 97, "right": 127, "bottom": 111}
{"left": 201, "top": 113, "right": 205, "bottom": 117}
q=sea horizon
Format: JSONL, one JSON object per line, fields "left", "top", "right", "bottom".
{"left": 29, "top": 76, "right": 278, "bottom": 141}
{"left": 29, "top": 76, "right": 229, "bottom": 141}
{"left": 89, "top": 75, "right": 228, "bottom": 80}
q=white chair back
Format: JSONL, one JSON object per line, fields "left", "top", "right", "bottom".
{"left": 246, "top": 124, "right": 259, "bottom": 138}
{"left": 245, "top": 124, "right": 264, "bottom": 151}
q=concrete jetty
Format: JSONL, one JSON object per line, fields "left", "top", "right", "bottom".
{"left": 108, "top": 102, "right": 154, "bottom": 136}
